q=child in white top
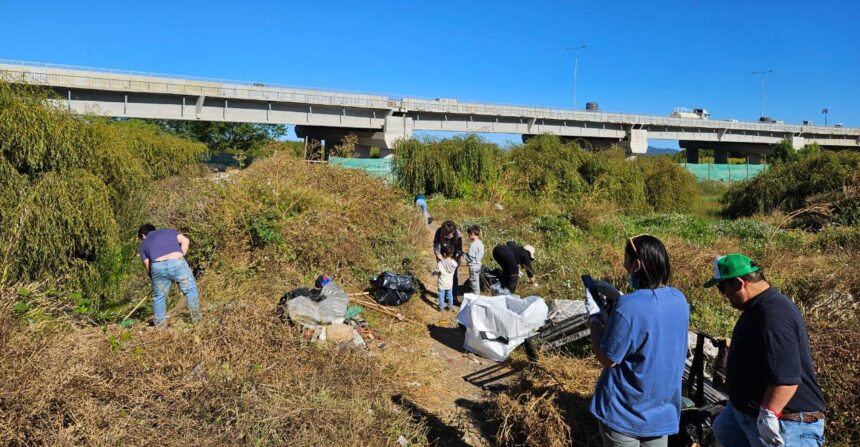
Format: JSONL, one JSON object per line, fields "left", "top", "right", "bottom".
{"left": 434, "top": 245, "right": 458, "bottom": 311}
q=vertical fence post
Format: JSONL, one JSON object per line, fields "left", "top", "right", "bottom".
{"left": 708, "top": 162, "right": 711, "bottom": 181}
{"left": 728, "top": 162, "right": 732, "bottom": 181}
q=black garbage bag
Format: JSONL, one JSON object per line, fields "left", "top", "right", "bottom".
{"left": 369, "top": 271, "right": 415, "bottom": 306}
{"left": 668, "top": 403, "right": 724, "bottom": 447}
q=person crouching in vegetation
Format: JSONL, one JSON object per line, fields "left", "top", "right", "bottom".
{"left": 490, "top": 241, "right": 537, "bottom": 294}
{"left": 414, "top": 193, "right": 430, "bottom": 224}
{"left": 433, "top": 220, "right": 463, "bottom": 293}
{"left": 138, "top": 224, "right": 202, "bottom": 326}
{"left": 586, "top": 235, "right": 690, "bottom": 446}
{"left": 433, "top": 245, "right": 457, "bottom": 311}
{"left": 465, "top": 225, "right": 485, "bottom": 294}
{"left": 705, "top": 254, "right": 826, "bottom": 447}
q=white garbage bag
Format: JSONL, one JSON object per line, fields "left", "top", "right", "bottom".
{"left": 456, "top": 293, "right": 549, "bottom": 362}
{"left": 288, "top": 282, "right": 349, "bottom": 326}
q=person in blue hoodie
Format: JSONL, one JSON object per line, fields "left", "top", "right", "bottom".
{"left": 414, "top": 193, "right": 430, "bottom": 224}
{"left": 585, "top": 235, "right": 690, "bottom": 447}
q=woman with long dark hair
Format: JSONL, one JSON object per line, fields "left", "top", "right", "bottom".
{"left": 586, "top": 235, "right": 690, "bottom": 447}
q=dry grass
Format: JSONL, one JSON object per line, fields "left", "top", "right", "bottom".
{"left": 808, "top": 325, "right": 860, "bottom": 445}
{"left": 0, "top": 295, "right": 425, "bottom": 446}
{"left": 490, "top": 355, "right": 602, "bottom": 447}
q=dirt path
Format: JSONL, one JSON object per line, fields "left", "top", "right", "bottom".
{"left": 372, "top": 223, "right": 509, "bottom": 446}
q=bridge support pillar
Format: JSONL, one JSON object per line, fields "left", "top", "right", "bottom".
{"left": 747, "top": 153, "right": 762, "bottom": 165}
{"left": 627, "top": 129, "right": 648, "bottom": 155}
{"left": 685, "top": 148, "right": 699, "bottom": 164}
{"left": 791, "top": 136, "right": 805, "bottom": 151}
{"left": 383, "top": 115, "right": 413, "bottom": 148}
{"left": 713, "top": 150, "right": 729, "bottom": 164}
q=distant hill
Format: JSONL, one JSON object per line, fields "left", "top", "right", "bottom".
{"left": 645, "top": 146, "right": 681, "bottom": 156}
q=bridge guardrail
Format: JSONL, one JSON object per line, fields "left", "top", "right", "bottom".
{"left": 2, "top": 60, "right": 858, "bottom": 140}
{"left": 0, "top": 60, "right": 394, "bottom": 110}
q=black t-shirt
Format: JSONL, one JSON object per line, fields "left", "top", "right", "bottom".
{"left": 726, "top": 287, "right": 826, "bottom": 415}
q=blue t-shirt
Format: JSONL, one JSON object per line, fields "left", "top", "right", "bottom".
{"left": 139, "top": 229, "right": 182, "bottom": 263}
{"left": 589, "top": 286, "right": 690, "bottom": 437}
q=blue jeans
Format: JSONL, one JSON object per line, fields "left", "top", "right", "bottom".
{"left": 438, "top": 289, "right": 453, "bottom": 310}
{"left": 713, "top": 403, "right": 825, "bottom": 447}
{"left": 415, "top": 198, "right": 429, "bottom": 224}
{"left": 150, "top": 258, "right": 201, "bottom": 325}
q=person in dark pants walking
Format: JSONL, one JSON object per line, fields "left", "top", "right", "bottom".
{"left": 705, "top": 254, "right": 826, "bottom": 447}
{"left": 433, "top": 220, "right": 464, "bottom": 295}
{"left": 491, "top": 242, "right": 537, "bottom": 294}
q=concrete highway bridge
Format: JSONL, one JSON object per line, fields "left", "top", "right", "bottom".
{"left": 2, "top": 60, "right": 858, "bottom": 163}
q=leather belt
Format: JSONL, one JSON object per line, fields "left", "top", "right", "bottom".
{"left": 780, "top": 411, "right": 825, "bottom": 423}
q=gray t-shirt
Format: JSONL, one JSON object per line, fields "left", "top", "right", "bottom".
{"left": 465, "top": 239, "right": 484, "bottom": 268}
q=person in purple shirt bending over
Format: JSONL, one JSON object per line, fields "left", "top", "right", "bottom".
{"left": 138, "top": 223, "right": 201, "bottom": 326}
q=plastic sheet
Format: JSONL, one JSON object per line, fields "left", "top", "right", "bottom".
{"left": 547, "top": 299, "right": 587, "bottom": 324}
{"left": 287, "top": 282, "right": 349, "bottom": 326}
{"left": 457, "top": 293, "right": 548, "bottom": 362}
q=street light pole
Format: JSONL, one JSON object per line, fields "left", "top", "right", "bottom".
{"left": 752, "top": 70, "right": 773, "bottom": 118}
{"left": 821, "top": 108, "right": 829, "bottom": 126}
{"left": 567, "top": 45, "right": 586, "bottom": 110}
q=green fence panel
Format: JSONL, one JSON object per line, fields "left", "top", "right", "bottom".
{"left": 328, "top": 157, "right": 393, "bottom": 182}
{"left": 680, "top": 163, "right": 769, "bottom": 182}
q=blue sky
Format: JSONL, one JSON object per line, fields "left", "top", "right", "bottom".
{"left": 2, "top": 0, "right": 857, "bottom": 147}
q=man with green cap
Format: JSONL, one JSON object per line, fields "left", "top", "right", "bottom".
{"left": 705, "top": 254, "right": 826, "bottom": 447}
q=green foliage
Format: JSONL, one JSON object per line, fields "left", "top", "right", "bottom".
{"left": 6, "top": 170, "right": 118, "bottom": 289}
{"left": 248, "top": 210, "right": 284, "bottom": 248}
{"left": 153, "top": 119, "right": 286, "bottom": 156}
{"left": 722, "top": 151, "right": 860, "bottom": 226}
{"left": 392, "top": 134, "right": 503, "bottom": 198}
{"left": 0, "top": 82, "right": 204, "bottom": 300}
{"left": 369, "top": 147, "right": 381, "bottom": 158}
{"left": 328, "top": 133, "right": 358, "bottom": 158}
{"left": 636, "top": 156, "right": 698, "bottom": 212}
{"left": 532, "top": 214, "right": 576, "bottom": 249}
{"left": 509, "top": 134, "right": 586, "bottom": 198}
{"left": 770, "top": 138, "right": 798, "bottom": 164}
{"left": 799, "top": 142, "right": 823, "bottom": 157}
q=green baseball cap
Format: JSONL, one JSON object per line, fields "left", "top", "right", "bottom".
{"left": 703, "top": 254, "right": 760, "bottom": 288}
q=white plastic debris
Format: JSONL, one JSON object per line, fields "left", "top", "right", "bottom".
{"left": 456, "top": 293, "right": 549, "bottom": 362}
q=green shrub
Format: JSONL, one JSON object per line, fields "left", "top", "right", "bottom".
{"left": 770, "top": 138, "right": 798, "bottom": 164}
{"left": 580, "top": 149, "right": 647, "bottom": 213}
{"left": 392, "top": 134, "right": 503, "bottom": 198}
{"left": 509, "top": 134, "right": 586, "bottom": 198}
{"left": 636, "top": 156, "right": 698, "bottom": 212}
{"left": 722, "top": 151, "right": 860, "bottom": 226}
{"left": 533, "top": 214, "right": 576, "bottom": 249}
{"left": 0, "top": 82, "right": 205, "bottom": 298}
{"left": 4, "top": 170, "right": 118, "bottom": 287}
